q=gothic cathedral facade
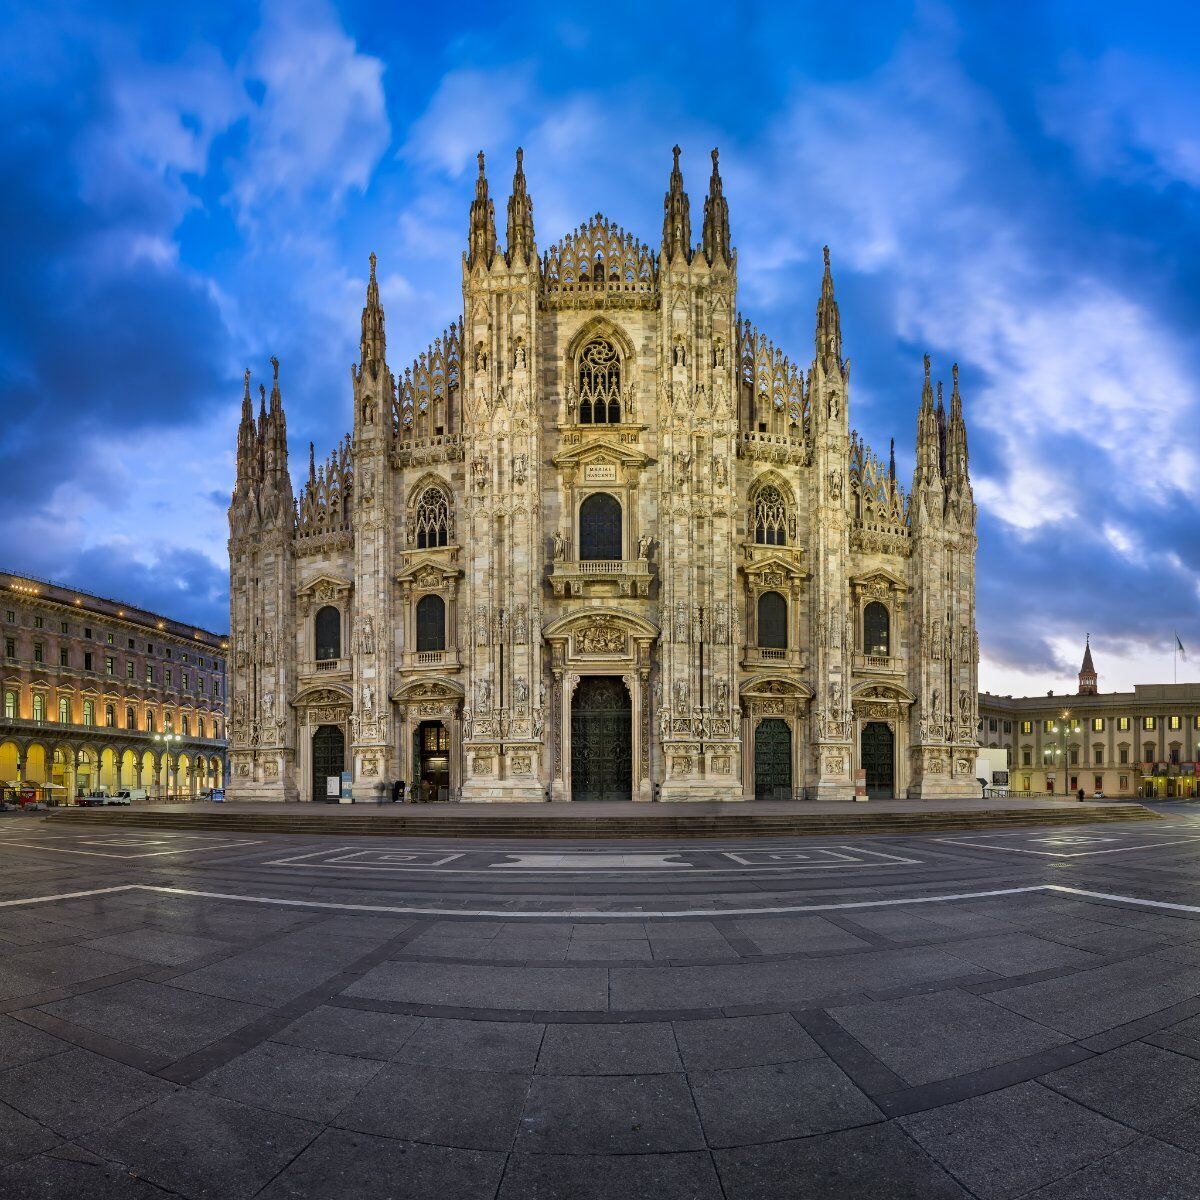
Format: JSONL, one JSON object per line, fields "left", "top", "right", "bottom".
{"left": 227, "top": 147, "right": 980, "bottom": 803}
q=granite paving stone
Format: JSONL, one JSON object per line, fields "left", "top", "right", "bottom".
{"left": 169, "top": 950, "right": 346, "bottom": 1006}
{"left": 80, "top": 927, "right": 235, "bottom": 964}
{"left": 830, "top": 988, "right": 1072, "bottom": 1085}
{"left": 714, "top": 1122, "right": 972, "bottom": 1200}
{"left": 394, "top": 1017, "right": 545, "bottom": 1071}
{"left": 0, "top": 1148, "right": 167, "bottom": 1199}
{"left": 257, "top": 1127, "right": 507, "bottom": 1200}
{"left": 536, "top": 1021, "right": 682, "bottom": 1075}
{"left": 565, "top": 938, "right": 654, "bottom": 962}
{"left": 943, "top": 932, "right": 1101, "bottom": 976}
{"left": 334, "top": 1061, "right": 528, "bottom": 1150}
{"left": 499, "top": 1150, "right": 724, "bottom": 1200}
{"left": 0, "top": 1098, "right": 61, "bottom": 1167}
{"left": 82, "top": 1089, "right": 320, "bottom": 1200}
{"left": 1022, "top": 1136, "right": 1200, "bottom": 1199}
{"left": 0, "top": 1047, "right": 176, "bottom": 1138}
{"left": 689, "top": 1056, "right": 882, "bottom": 1147}
{"left": 673, "top": 1013, "right": 823, "bottom": 1071}
{"left": 0, "top": 1015, "right": 69, "bottom": 1071}
{"left": 732, "top": 915, "right": 874, "bottom": 953}
{"left": 899, "top": 1081, "right": 1138, "bottom": 1199}
{"left": 195, "top": 1041, "right": 385, "bottom": 1122}
{"left": 518, "top": 1074, "right": 706, "bottom": 1153}
{"left": 271, "top": 1003, "right": 423, "bottom": 1059}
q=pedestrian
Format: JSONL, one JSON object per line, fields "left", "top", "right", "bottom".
{"left": 1077, "top": 787, "right": 1085, "bottom": 803}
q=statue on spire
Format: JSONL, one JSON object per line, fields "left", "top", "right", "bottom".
{"left": 814, "top": 246, "right": 844, "bottom": 377}
{"left": 506, "top": 147, "right": 535, "bottom": 266}
{"left": 701, "top": 148, "right": 731, "bottom": 266}
{"left": 661, "top": 145, "right": 692, "bottom": 264}
{"left": 467, "top": 150, "right": 497, "bottom": 268}
{"left": 359, "top": 251, "right": 386, "bottom": 376}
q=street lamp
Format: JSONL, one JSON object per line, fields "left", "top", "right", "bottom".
{"left": 1047, "top": 710, "right": 1082, "bottom": 799}
{"left": 153, "top": 733, "right": 181, "bottom": 800}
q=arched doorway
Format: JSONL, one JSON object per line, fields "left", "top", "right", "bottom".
{"left": 571, "top": 676, "right": 631, "bottom": 801}
{"left": 862, "top": 722, "right": 894, "bottom": 798}
{"left": 754, "top": 719, "right": 792, "bottom": 799}
{"left": 415, "top": 720, "right": 450, "bottom": 802}
{"left": 311, "top": 725, "right": 345, "bottom": 802}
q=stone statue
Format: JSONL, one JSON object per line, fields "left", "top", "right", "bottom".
{"left": 477, "top": 679, "right": 491, "bottom": 710}
{"left": 637, "top": 533, "right": 653, "bottom": 560}
{"left": 361, "top": 684, "right": 374, "bottom": 715}
{"left": 514, "top": 676, "right": 529, "bottom": 705}
{"left": 552, "top": 530, "right": 566, "bottom": 561}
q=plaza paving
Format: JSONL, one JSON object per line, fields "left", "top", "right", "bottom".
{"left": 2, "top": 808, "right": 1200, "bottom": 1197}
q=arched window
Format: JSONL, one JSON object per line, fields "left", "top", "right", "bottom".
{"left": 4, "top": 690, "right": 17, "bottom": 719}
{"left": 58, "top": 696, "right": 70, "bottom": 723}
{"left": 413, "top": 486, "right": 451, "bottom": 549}
{"left": 181, "top": 714, "right": 189, "bottom": 736}
{"left": 757, "top": 591, "right": 788, "bottom": 649}
{"left": 416, "top": 594, "right": 446, "bottom": 653}
{"left": 197, "top": 718, "right": 206, "bottom": 739}
{"left": 577, "top": 338, "right": 622, "bottom": 424}
{"left": 146, "top": 711, "right": 155, "bottom": 733}
{"left": 164, "top": 712, "right": 173, "bottom": 733}
{"left": 82, "top": 699, "right": 94, "bottom": 726}
{"left": 105, "top": 704, "right": 115, "bottom": 728}
{"left": 579, "top": 493, "right": 622, "bottom": 561}
{"left": 32, "top": 693, "right": 45, "bottom": 721}
{"left": 126, "top": 706, "right": 136, "bottom": 729}
{"left": 752, "top": 485, "right": 788, "bottom": 545}
{"left": 863, "top": 602, "right": 890, "bottom": 656}
{"left": 315, "top": 606, "right": 341, "bottom": 660}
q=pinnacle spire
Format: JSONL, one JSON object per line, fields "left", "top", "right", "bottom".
{"left": 946, "top": 361, "right": 970, "bottom": 492}
{"left": 662, "top": 145, "right": 692, "bottom": 264}
{"left": 888, "top": 437, "right": 896, "bottom": 487}
{"left": 935, "top": 380, "right": 947, "bottom": 477}
{"left": 701, "top": 147, "right": 731, "bottom": 266}
{"left": 1078, "top": 634, "right": 1098, "bottom": 695}
{"left": 467, "top": 150, "right": 497, "bottom": 268}
{"left": 359, "top": 251, "right": 386, "bottom": 376}
{"left": 308, "top": 441, "right": 316, "bottom": 485}
{"left": 505, "top": 147, "right": 535, "bottom": 266}
{"left": 914, "top": 354, "right": 943, "bottom": 494}
{"left": 815, "top": 246, "right": 844, "bottom": 376}
{"left": 269, "top": 355, "right": 281, "bottom": 411}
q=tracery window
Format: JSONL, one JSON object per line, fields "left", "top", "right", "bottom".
{"left": 413, "top": 486, "right": 451, "bottom": 549}
{"left": 416, "top": 594, "right": 446, "bottom": 653}
{"left": 32, "top": 693, "right": 45, "bottom": 721}
{"left": 752, "top": 485, "right": 788, "bottom": 546}
{"left": 577, "top": 338, "right": 622, "bottom": 424}
{"left": 58, "top": 696, "right": 70, "bottom": 723}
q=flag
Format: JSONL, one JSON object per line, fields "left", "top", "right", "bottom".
{"left": 1177, "top": 633, "right": 1187, "bottom": 662}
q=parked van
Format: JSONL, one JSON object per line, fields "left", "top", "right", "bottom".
{"left": 115, "top": 789, "right": 147, "bottom": 803}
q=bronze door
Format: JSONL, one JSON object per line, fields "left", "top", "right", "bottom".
{"left": 754, "top": 718, "right": 792, "bottom": 799}
{"left": 571, "top": 676, "right": 631, "bottom": 801}
{"left": 312, "top": 725, "right": 345, "bottom": 801}
{"left": 862, "top": 721, "right": 894, "bottom": 797}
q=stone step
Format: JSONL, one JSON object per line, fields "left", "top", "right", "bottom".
{"left": 42, "top": 803, "right": 1155, "bottom": 839}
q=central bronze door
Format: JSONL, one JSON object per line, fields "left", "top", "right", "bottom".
{"left": 571, "top": 676, "right": 632, "bottom": 801}
{"left": 754, "top": 718, "right": 792, "bottom": 799}
{"left": 312, "top": 725, "right": 345, "bottom": 802}
{"left": 862, "top": 721, "right": 895, "bottom": 798}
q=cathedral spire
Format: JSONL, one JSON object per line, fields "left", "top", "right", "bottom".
{"left": 236, "top": 368, "right": 258, "bottom": 482}
{"left": 701, "top": 147, "right": 731, "bottom": 266}
{"left": 946, "top": 362, "right": 970, "bottom": 492}
{"left": 359, "top": 252, "right": 386, "bottom": 376}
{"left": 914, "top": 354, "right": 942, "bottom": 491}
{"left": 935, "top": 380, "right": 947, "bottom": 478}
{"left": 1078, "top": 635, "right": 1098, "bottom": 695}
{"left": 815, "top": 246, "right": 844, "bottom": 377}
{"left": 661, "top": 145, "right": 692, "bottom": 264}
{"left": 467, "top": 150, "right": 497, "bottom": 268}
{"left": 888, "top": 437, "right": 896, "bottom": 488}
{"left": 505, "top": 147, "right": 535, "bottom": 266}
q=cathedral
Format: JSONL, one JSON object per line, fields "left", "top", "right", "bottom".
{"left": 227, "top": 146, "right": 980, "bottom": 803}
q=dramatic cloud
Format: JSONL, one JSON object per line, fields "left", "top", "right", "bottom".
{"left": 1, "top": 1, "right": 1197, "bottom": 688}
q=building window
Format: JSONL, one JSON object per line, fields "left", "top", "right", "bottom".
{"left": 1070, "top": 748, "right": 1079, "bottom": 765}
{"left": 988, "top": 717, "right": 997, "bottom": 731}
{"left": 863, "top": 602, "right": 890, "bottom": 656}
{"left": 33, "top": 616, "right": 43, "bottom": 629}
{"left": 1118, "top": 717, "right": 1130, "bottom": 731}
{"left": 147, "top": 643, "right": 153, "bottom": 654}
{"left": 127, "top": 661, "right": 134, "bottom": 679}
{"left": 1119, "top": 747, "right": 1129, "bottom": 764}
{"left": 146, "top": 711, "right": 155, "bottom": 733}
{"left": 1143, "top": 741, "right": 1155, "bottom": 762}
{"left": 1021, "top": 749, "right": 1031, "bottom": 767}
{"left": 182, "top": 672, "right": 189, "bottom": 689}
{"left": 60, "top": 621, "right": 68, "bottom": 633}
{"left": 106, "top": 632, "right": 114, "bottom": 644}
{"left": 128, "top": 638, "right": 135, "bottom": 649}
{"left": 1094, "top": 775, "right": 1103, "bottom": 792}
{"left": 126, "top": 706, "right": 135, "bottom": 729}
{"left": 165, "top": 669, "right": 172, "bottom": 687}
{"left": 4, "top": 638, "right": 13, "bottom": 659}
{"left": 1169, "top": 715, "right": 1181, "bottom": 730}
{"left": 84, "top": 627, "right": 92, "bottom": 638}
{"left": 4, "top": 610, "right": 13, "bottom": 622}
{"left": 82, "top": 700, "right": 94, "bottom": 726}
{"left": 757, "top": 591, "right": 788, "bottom": 649}
{"left": 752, "top": 485, "right": 788, "bottom": 546}
{"left": 315, "top": 606, "right": 341, "bottom": 660}
{"left": 1042, "top": 720, "right": 1053, "bottom": 734}
{"left": 145, "top": 664, "right": 153, "bottom": 683}
{"left": 416, "top": 594, "right": 446, "bottom": 653}
{"left": 105, "top": 656, "right": 114, "bottom": 676}
{"left": 181, "top": 714, "right": 189, "bottom": 736}
{"left": 1094, "top": 746, "right": 1104, "bottom": 765}
{"left": 1143, "top": 716, "right": 1156, "bottom": 730}
{"left": 32, "top": 693, "right": 45, "bottom": 721}
{"left": 84, "top": 652, "right": 92, "bottom": 671}
{"left": 164, "top": 712, "right": 173, "bottom": 733}
{"left": 1003, "top": 720, "right": 1012, "bottom": 734}
{"left": 197, "top": 718, "right": 205, "bottom": 738}
{"left": 105, "top": 704, "right": 115, "bottom": 728}
{"left": 33, "top": 642, "right": 43, "bottom": 663}
{"left": 1021, "top": 720, "right": 1032, "bottom": 735}
{"left": 59, "top": 647, "right": 69, "bottom": 667}
{"left": 1120, "top": 775, "right": 1129, "bottom": 790}
{"left": 198, "top": 677, "right": 205, "bottom": 693}
{"left": 1092, "top": 717, "right": 1104, "bottom": 732}
{"left": 577, "top": 337, "right": 622, "bottom": 424}
{"left": 3, "top": 690, "right": 15, "bottom": 719}
{"left": 413, "top": 486, "right": 452, "bottom": 549}
{"left": 58, "top": 697, "right": 70, "bottom": 723}
{"left": 165, "top": 648, "right": 171, "bottom": 659}
{"left": 578, "top": 493, "right": 622, "bottom": 561}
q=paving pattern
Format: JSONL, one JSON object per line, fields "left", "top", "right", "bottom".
{"left": 2, "top": 807, "right": 1200, "bottom": 1197}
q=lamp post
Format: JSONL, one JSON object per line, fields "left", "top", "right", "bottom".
{"left": 153, "top": 733, "right": 181, "bottom": 800}
{"left": 1047, "top": 710, "right": 1081, "bottom": 799}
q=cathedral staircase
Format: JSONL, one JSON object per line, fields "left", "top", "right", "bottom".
{"left": 43, "top": 802, "right": 1156, "bottom": 840}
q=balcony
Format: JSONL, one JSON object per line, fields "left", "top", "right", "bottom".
{"left": 549, "top": 560, "right": 653, "bottom": 599}
{"left": 304, "top": 657, "right": 350, "bottom": 676}
{"left": 741, "top": 647, "right": 805, "bottom": 671}
{"left": 852, "top": 652, "right": 904, "bottom": 676}
{"left": 404, "top": 648, "right": 462, "bottom": 672}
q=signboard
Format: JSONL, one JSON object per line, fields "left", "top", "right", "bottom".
{"left": 583, "top": 463, "right": 617, "bottom": 483}
{"left": 326, "top": 775, "right": 340, "bottom": 798}
{"left": 340, "top": 771, "right": 353, "bottom": 799}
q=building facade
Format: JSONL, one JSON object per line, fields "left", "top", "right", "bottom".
{"left": 0, "top": 572, "right": 227, "bottom": 799}
{"left": 228, "top": 147, "right": 980, "bottom": 803}
{"left": 980, "top": 641, "right": 1200, "bottom": 799}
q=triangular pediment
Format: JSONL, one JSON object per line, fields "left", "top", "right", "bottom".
{"left": 850, "top": 567, "right": 909, "bottom": 593}
{"left": 552, "top": 438, "right": 654, "bottom": 469}
{"left": 739, "top": 550, "right": 808, "bottom": 582}
{"left": 740, "top": 674, "right": 813, "bottom": 700}
{"left": 395, "top": 554, "right": 463, "bottom": 587}
{"left": 297, "top": 572, "right": 353, "bottom": 597}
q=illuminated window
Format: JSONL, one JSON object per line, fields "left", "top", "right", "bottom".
{"left": 1169, "top": 715, "right": 1181, "bottom": 730}
{"left": 82, "top": 700, "right": 94, "bottom": 726}
{"left": 145, "top": 664, "right": 153, "bottom": 683}
{"left": 105, "top": 704, "right": 115, "bottom": 728}
{"left": 3, "top": 691, "right": 14, "bottom": 718}
{"left": 181, "top": 714, "right": 189, "bottom": 736}
{"left": 1042, "top": 720, "right": 1053, "bottom": 734}
{"left": 4, "top": 638, "right": 13, "bottom": 660}
{"left": 1118, "top": 717, "right": 1130, "bottom": 731}
{"left": 145, "top": 711, "right": 154, "bottom": 732}
{"left": 126, "top": 706, "right": 135, "bottom": 729}
{"left": 58, "top": 697, "right": 70, "bottom": 723}
{"left": 1021, "top": 720, "right": 1032, "bottom": 735}
{"left": 127, "top": 661, "right": 134, "bottom": 679}
{"left": 1143, "top": 716, "right": 1156, "bottom": 730}
{"left": 105, "top": 656, "right": 114, "bottom": 676}
{"left": 33, "top": 616, "right": 43, "bottom": 629}
{"left": 1091, "top": 717, "right": 1104, "bottom": 732}
{"left": 32, "top": 693, "right": 45, "bottom": 721}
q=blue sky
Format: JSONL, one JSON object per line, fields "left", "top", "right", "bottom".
{"left": 2, "top": 0, "right": 1198, "bottom": 695}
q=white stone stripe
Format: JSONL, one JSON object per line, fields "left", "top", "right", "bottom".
{"left": 0, "top": 885, "right": 140, "bottom": 908}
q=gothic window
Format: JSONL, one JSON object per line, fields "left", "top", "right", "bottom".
{"left": 757, "top": 591, "right": 788, "bottom": 649}
{"left": 315, "top": 606, "right": 341, "bottom": 661}
{"left": 413, "top": 486, "right": 451, "bottom": 548}
{"left": 577, "top": 338, "right": 622, "bottom": 424}
{"left": 579, "top": 492, "right": 622, "bottom": 561}
{"left": 863, "top": 602, "right": 890, "bottom": 656}
{"left": 3, "top": 690, "right": 15, "bottom": 719}
{"left": 105, "top": 704, "right": 115, "bottom": 728}
{"left": 58, "top": 696, "right": 70, "bottom": 723}
{"left": 32, "top": 693, "right": 45, "bottom": 721}
{"left": 416, "top": 594, "right": 446, "bottom": 653}
{"left": 752, "top": 485, "right": 788, "bottom": 545}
